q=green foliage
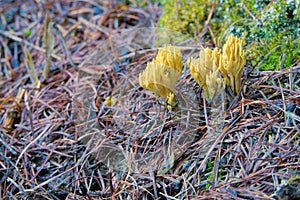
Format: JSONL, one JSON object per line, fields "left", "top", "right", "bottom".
{"left": 158, "top": 0, "right": 212, "bottom": 36}
{"left": 205, "top": 158, "right": 215, "bottom": 189}
{"left": 204, "top": 158, "right": 226, "bottom": 189}
{"left": 24, "top": 29, "right": 32, "bottom": 37}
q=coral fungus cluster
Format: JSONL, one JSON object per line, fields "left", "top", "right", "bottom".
{"left": 139, "top": 45, "right": 182, "bottom": 103}
{"left": 139, "top": 36, "right": 246, "bottom": 105}
{"left": 188, "top": 36, "right": 246, "bottom": 100}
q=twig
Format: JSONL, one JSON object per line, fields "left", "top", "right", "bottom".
{"left": 0, "top": 29, "right": 62, "bottom": 61}
{"left": 15, "top": 123, "right": 52, "bottom": 169}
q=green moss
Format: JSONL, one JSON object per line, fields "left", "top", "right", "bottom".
{"left": 124, "top": 0, "right": 167, "bottom": 7}
{"left": 158, "top": 0, "right": 299, "bottom": 70}
{"left": 159, "top": 0, "right": 212, "bottom": 36}
{"left": 251, "top": 36, "right": 300, "bottom": 70}
{"left": 218, "top": 0, "right": 300, "bottom": 70}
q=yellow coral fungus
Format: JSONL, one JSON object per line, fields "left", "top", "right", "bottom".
{"left": 206, "top": 64, "right": 224, "bottom": 100}
{"left": 105, "top": 97, "right": 117, "bottom": 106}
{"left": 139, "top": 46, "right": 182, "bottom": 101}
{"left": 188, "top": 47, "right": 223, "bottom": 100}
{"left": 166, "top": 92, "right": 177, "bottom": 111}
{"left": 220, "top": 36, "right": 246, "bottom": 95}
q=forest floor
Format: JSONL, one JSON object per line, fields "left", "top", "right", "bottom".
{"left": 0, "top": 1, "right": 299, "bottom": 199}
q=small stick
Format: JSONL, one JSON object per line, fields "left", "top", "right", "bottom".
{"left": 0, "top": 29, "right": 62, "bottom": 61}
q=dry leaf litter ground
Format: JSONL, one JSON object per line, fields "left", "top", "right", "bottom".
{"left": 0, "top": 1, "right": 299, "bottom": 200}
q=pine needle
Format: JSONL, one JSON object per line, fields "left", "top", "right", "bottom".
{"left": 43, "top": 14, "right": 55, "bottom": 80}
{"left": 24, "top": 46, "right": 39, "bottom": 85}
